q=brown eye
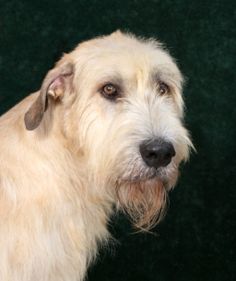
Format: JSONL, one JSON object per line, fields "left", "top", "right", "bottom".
{"left": 101, "top": 84, "right": 119, "bottom": 100}
{"left": 159, "top": 82, "right": 169, "bottom": 95}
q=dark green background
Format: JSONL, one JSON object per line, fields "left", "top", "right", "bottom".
{"left": 0, "top": 1, "right": 235, "bottom": 280}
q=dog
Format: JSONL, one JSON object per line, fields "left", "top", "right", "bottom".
{"left": 0, "top": 31, "right": 192, "bottom": 281}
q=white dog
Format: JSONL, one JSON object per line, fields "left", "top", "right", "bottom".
{"left": 0, "top": 31, "right": 192, "bottom": 281}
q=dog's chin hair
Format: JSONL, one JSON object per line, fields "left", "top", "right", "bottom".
{"left": 116, "top": 178, "right": 167, "bottom": 231}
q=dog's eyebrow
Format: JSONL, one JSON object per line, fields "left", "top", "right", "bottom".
{"left": 151, "top": 68, "right": 181, "bottom": 88}
{"left": 96, "top": 74, "right": 123, "bottom": 89}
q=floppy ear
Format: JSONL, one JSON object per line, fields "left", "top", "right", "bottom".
{"left": 24, "top": 62, "right": 74, "bottom": 130}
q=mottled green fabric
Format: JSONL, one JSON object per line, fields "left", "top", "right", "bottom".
{"left": 0, "top": 0, "right": 235, "bottom": 280}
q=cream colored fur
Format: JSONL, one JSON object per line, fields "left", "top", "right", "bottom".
{"left": 0, "top": 31, "right": 192, "bottom": 281}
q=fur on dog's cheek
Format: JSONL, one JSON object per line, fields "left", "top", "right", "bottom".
{"left": 116, "top": 178, "right": 167, "bottom": 230}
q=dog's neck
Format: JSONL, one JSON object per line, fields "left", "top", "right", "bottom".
{"left": 0, "top": 101, "right": 115, "bottom": 278}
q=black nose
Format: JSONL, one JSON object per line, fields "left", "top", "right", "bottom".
{"left": 139, "top": 139, "right": 176, "bottom": 169}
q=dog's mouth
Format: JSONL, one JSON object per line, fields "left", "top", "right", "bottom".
{"left": 116, "top": 159, "right": 179, "bottom": 189}
{"left": 117, "top": 167, "right": 169, "bottom": 186}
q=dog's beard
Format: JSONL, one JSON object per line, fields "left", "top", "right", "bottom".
{"left": 115, "top": 162, "right": 179, "bottom": 230}
{"left": 116, "top": 177, "right": 167, "bottom": 230}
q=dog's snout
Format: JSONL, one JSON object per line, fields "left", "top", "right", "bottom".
{"left": 139, "top": 139, "right": 176, "bottom": 169}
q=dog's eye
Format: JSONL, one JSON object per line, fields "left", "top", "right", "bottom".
{"left": 101, "top": 84, "right": 119, "bottom": 100}
{"left": 159, "top": 82, "right": 169, "bottom": 95}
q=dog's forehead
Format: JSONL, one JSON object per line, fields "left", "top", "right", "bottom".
{"left": 72, "top": 33, "right": 182, "bottom": 87}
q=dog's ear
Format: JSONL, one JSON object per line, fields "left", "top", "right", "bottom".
{"left": 24, "top": 62, "right": 74, "bottom": 130}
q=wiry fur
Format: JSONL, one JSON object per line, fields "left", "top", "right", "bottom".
{"left": 0, "top": 31, "right": 192, "bottom": 281}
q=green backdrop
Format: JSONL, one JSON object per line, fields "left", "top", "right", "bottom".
{"left": 0, "top": 1, "right": 235, "bottom": 280}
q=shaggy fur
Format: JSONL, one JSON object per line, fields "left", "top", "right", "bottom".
{"left": 0, "top": 31, "right": 192, "bottom": 281}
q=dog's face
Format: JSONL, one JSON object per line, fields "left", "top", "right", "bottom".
{"left": 25, "top": 31, "right": 192, "bottom": 229}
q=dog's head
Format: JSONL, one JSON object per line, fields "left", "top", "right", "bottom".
{"left": 25, "top": 31, "right": 193, "bottom": 230}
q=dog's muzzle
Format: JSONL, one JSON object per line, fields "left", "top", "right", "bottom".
{"left": 139, "top": 138, "right": 176, "bottom": 169}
